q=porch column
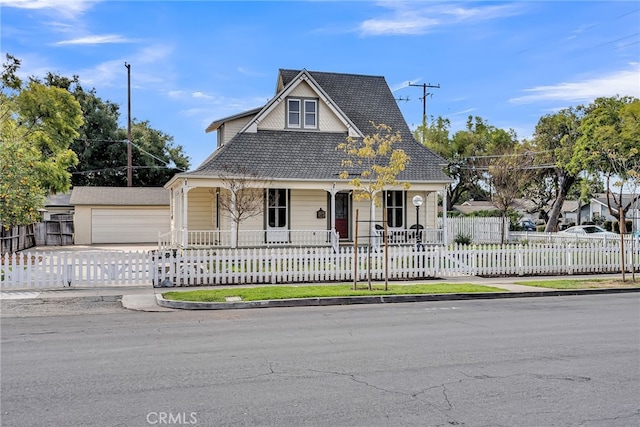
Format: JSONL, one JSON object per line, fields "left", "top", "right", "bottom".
{"left": 181, "top": 182, "right": 192, "bottom": 248}
{"left": 442, "top": 188, "right": 448, "bottom": 245}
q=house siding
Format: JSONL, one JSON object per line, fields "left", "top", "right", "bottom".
{"left": 222, "top": 115, "right": 255, "bottom": 146}
{"left": 187, "top": 187, "right": 215, "bottom": 230}
{"left": 290, "top": 189, "right": 329, "bottom": 231}
{"left": 258, "top": 81, "right": 347, "bottom": 133}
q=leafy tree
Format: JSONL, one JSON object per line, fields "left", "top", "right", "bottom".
{"left": 573, "top": 96, "right": 640, "bottom": 280}
{"left": 43, "top": 72, "right": 190, "bottom": 187}
{"left": 0, "top": 118, "right": 43, "bottom": 229}
{"left": 338, "top": 121, "right": 410, "bottom": 290}
{"left": 0, "top": 54, "right": 82, "bottom": 228}
{"left": 530, "top": 107, "right": 583, "bottom": 232}
{"left": 418, "top": 116, "right": 517, "bottom": 211}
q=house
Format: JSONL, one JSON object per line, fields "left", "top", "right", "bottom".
{"left": 42, "top": 192, "right": 74, "bottom": 220}
{"left": 579, "top": 194, "right": 640, "bottom": 231}
{"left": 70, "top": 187, "right": 170, "bottom": 244}
{"left": 163, "top": 69, "right": 452, "bottom": 248}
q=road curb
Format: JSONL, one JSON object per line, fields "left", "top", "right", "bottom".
{"left": 155, "top": 287, "right": 640, "bottom": 310}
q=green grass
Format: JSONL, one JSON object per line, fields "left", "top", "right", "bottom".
{"left": 163, "top": 283, "right": 505, "bottom": 302}
{"left": 514, "top": 278, "right": 638, "bottom": 289}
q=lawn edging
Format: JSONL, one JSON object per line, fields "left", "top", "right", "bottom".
{"left": 156, "top": 287, "right": 640, "bottom": 310}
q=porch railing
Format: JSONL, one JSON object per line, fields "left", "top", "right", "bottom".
{"left": 159, "top": 229, "right": 340, "bottom": 251}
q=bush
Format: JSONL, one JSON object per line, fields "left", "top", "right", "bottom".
{"left": 536, "top": 225, "right": 546, "bottom": 232}
{"left": 612, "top": 220, "right": 633, "bottom": 233}
{"left": 603, "top": 221, "right": 613, "bottom": 231}
{"left": 453, "top": 233, "right": 472, "bottom": 245}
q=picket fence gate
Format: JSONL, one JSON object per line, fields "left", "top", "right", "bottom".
{"left": 1, "top": 243, "right": 639, "bottom": 290}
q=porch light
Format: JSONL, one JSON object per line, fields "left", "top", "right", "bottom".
{"left": 317, "top": 208, "right": 326, "bottom": 219}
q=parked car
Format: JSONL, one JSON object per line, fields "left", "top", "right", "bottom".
{"left": 559, "top": 225, "right": 618, "bottom": 239}
{"left": 519, "top": 219, "right": 537, "bottom": 231}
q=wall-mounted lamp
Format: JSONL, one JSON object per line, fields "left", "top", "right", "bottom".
{"left": 317, "top": 208, "right": 326, "bottom": 219}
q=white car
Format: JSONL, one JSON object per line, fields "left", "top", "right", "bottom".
{"left": 559, "top": 225, "right": 619, "bottom": 239}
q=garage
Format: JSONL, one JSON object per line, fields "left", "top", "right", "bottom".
{"left": 91, "top": 208, "right": 169, "bottom": 244}
{"left": 70, "top": 187, "right": 170, "bottom": 245}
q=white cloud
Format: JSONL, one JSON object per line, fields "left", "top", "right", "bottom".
{"left": 167, "top": 90, "right": 185, "bottom": 99}
{"left": 509, "top": 63, "right": 640, "bottom": 104}
{"left": 192, "top": 91, "right": 214, "bottom": 99}
{"left": 55, "top": 34, "right": 133, "bottom": 46}
{"left": 0, "top": 0, "right": 98, "bottom": 18}
{"left": 358, "top": 2, "right": 525, "bottom": 36}
{"left": 450, "top": 108, "right": 476, "bottom": 116}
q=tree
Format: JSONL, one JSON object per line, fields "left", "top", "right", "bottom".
{"left": 487, "top": 147, "right": 535, "bottom": 243}
{"left": 418, "top": 116, "right": 518, "bottom": 211}
{"left": 338, "top": 121, "right": 410, "bottom": 290}
{"left": 0, "top": 54, "right": 82, "bottom": 229}
{"left": 43, "top": 73, "right": 190, "bottom": 187}
{"left": 573, "top": 96, "right": 640, "bottom": 280}
{"left": 212, "top": 165, "right": 271, "bottom": 248}
{"left": 530, "top": 108, "right": 583, "bottom": 232}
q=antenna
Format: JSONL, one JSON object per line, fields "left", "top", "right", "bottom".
{"left": 408, "top": 81, "right": 440, "bottom": 143}
{"left": 395, "top": 96, "right": 411, "bottom": 103}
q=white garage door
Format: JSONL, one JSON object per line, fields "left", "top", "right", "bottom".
{"left": 91, "top": 208, "right": 170, "bottom": 244}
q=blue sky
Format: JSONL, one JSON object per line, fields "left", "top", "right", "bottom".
{"left": 2, "top": 1, "right": 639, "bottom": 169}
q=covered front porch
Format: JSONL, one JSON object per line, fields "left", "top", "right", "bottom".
{"left": 161, "top": 178, "right": 449, "bottom": 251}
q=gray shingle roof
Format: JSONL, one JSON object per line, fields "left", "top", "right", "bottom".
{"left": 69, "top": 187, "right": 169, "bottom": 206}
{"left": 189, "top": 69, "right": 449, "bottom": 183}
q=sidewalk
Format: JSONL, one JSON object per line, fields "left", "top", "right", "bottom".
{"left": 2, "top": 273, "right": 638, "bottom": 312}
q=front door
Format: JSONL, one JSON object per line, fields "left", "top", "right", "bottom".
{"left": 267, "top": 189, "right": 289, "bottom": 243}
{"left": 335, "top": 192, "right": 350, "bottom": 240}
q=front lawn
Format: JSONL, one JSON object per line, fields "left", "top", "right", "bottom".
{"left": 514, "top": 279, "right": 639, "bottom": 289}
{"left": 163, "top": 283, "right": 505, "bottom": 302}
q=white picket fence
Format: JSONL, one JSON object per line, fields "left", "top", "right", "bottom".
{"left": 439, "top": 217, "right": 509, "bottom": 244}
{"left": 2, "top": 242, "right": 639, "bottom": 290}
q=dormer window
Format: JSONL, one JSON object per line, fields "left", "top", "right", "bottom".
{"left": 287, "top": 98, "right": 317, "bottom": 129}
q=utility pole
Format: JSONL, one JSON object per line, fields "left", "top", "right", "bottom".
{"left": 125, "top": 62, "right": 132, "bottom": 187}
{"left": 408, "top": 81, "right": 440, "bottom": 144}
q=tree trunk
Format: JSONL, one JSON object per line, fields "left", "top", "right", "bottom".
{"left": 545, "top": 172, "right": 575, "bottom": 232}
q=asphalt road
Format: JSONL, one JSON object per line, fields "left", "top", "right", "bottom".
{"left": 1, "top": 294, "right": 639, "bottom": 427}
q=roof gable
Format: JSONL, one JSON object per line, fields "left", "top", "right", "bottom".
{"left": 240, "top": 69, "right": 361, "bottom": 137}
{"left": 183, "top": 69, "right": 450, "bottom": 184}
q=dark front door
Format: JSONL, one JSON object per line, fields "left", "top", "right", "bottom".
{"left": 335, "top": 192, "right": 350, "bottom": 240}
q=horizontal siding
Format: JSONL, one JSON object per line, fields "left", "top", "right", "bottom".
{"left": 187, "top": 187, "right": 214, "bottom": 229}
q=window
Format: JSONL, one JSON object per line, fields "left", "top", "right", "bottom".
{"left": 385, "top": 191, "right": 404, "bottom": 228}
{"left": 287, "top": 99, "right": 300, "bottom": 127}
{"left": 287, "top": 98, "right": 317, "bottom": 129}
{"left": 268, "top": 189, "right": 288, "bottom": 228}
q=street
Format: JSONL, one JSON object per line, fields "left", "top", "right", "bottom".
{"left": 1, "top": 294, "right": 639, "bottom": 426}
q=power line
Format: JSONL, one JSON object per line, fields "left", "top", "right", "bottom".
{"left": 407, "top": 81, "right": 440, "bottom": 144}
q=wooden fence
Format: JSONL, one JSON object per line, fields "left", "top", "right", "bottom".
{"left": 1, "top": 216, "right": 74, "bottom": 254}
{"left": 2, "top": 242, "right": 639, "bottom": 290}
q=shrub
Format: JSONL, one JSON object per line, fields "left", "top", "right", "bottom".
{"left": 454, "top": 233, "right": 472, "bottom": 245}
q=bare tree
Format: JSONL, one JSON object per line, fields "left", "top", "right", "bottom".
{"left": 211, "top": 165, "right": 271, "bottom": 248}
{"left": 488, "top": 149, "right": 535, "bottom": 244}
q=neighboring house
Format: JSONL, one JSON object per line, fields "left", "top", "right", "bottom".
{"left": 164, "top": 69, "right": 452, "bottom": 248}
{"left": 42, "top": 192, "right": 74, "bottom": 220}
{"left": 452, "top": 200, "right": 497, "bottom": 216}
{"left": 70, "top": 187, "right": 170, "bottom": 244}
{"left": 581, "top": 194, "right": 640, "bottom": 231}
